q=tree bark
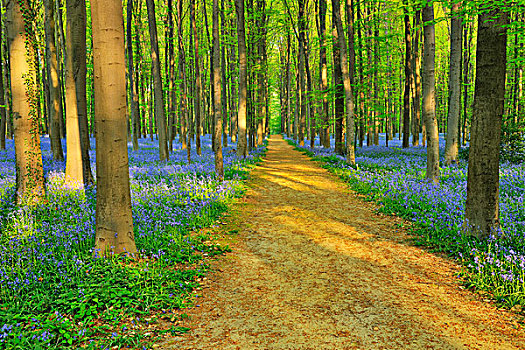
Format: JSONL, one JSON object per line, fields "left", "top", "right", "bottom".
{"left": 127, "top": 0, "right": 140, "bottom": 151}
{"left": 190, "top": 1, "right": 202, "bottom": 155}
{"left": 6, "top": 0, "right": 46, "bottom": 204}
{"left": 318, "top": 0, "right": 329, "bottom": 148}
{"left": 333, "top": 0, "right": 355, "bottom": 164}
{"left": 422, "top": 5, "right": 440, "bottom": 183}
{"left": 0, "top": 18, "right": 5, "bottom": 150}
{"left": 464, "top": 8, "right": 508, "bottom": 239}
{"left": 65, "top": 0, "right": 94, "bottom": 187}
{"left": 146, "top": 0, "right": 169, "bottom": 161}
{"left": 43, "top": 0, "right": 64, "bottom": 160}
{"left": 333, "top": 21, "right": 344, "bottom": 155}
{"left": 412, "top": 10, "right": 422, "bottom": 146}
{"left": 177, "top": 0, "right": 190, "bottom": 163}
{"left": 444, "top": 1, "right": 462, "bottom": 165}
{"left": 235, "top": 0, "right": 248, "bottom": 157}
{"left": 402, "top": 0, "right": 411, "bottom": 149}
{"left": 297, "top": 0, "right": 307, "bottom": 147}
{"left": 213, "top": 0, "right": 224, "bottom": 179}
{"left": 92, "top": 0, "right": 137, "bottom": 256}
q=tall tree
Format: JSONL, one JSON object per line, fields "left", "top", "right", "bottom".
{"left": 402, "top": 0, "right": 411, "bottom": 149}
{"left": 0, "top": 5, "right": 7, "bottom": 151}
{"left": 92, "top": 0, "right": 137, "bottom": 256}
{"left": 297, "top": 0, "right": 307, "bottom": 146}
{"left": 422, "top": 4, "right": 439, "bottom": 183}
{"left": 332, "top": 21, "right": 344, "bottom": 155}
{"left": 43, "top": 0, "right": 64, "bottom": 160}
{"left": 444, "top": 1, "right": 463, "bottom": 165}
{"left": 318, "top": 0, "right": 329, "bottom": 148}
{"left": 126, "top": 0, "right": 140, "bottom": 151}
{"left": 146, "top": 0, "right": 169, "bottom": 161}
{"left": 6, "top": 0, "right": 46, "bottom": 204}
{"left": 333, "top": 0, "right": 356, "bottom": 164}
{"left": 412, "top": 9, "right": 422, "bottom": 146}
{"left": 464, "top": 8, "right": 508, "bottom": 239}
{"left": 65, "top": 0, "right": 94, "bottom": 187}
{"left": 177, "top": 0, "right": 190, "bottom": 163}
{"left": 190, "top": 1, "right": 202, "bottom": 155}
{"left": 213, "top": 0, "right": 224, "bottom": 179}
{"left": 235, "top": 0, "right": 248, "bottom": 157}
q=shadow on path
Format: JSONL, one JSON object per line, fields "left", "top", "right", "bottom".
{"left": 163, "top": 135, "right": 524, "bottom": 350}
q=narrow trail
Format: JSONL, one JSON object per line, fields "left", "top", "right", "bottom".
{"left": 164, "top": 135, "right": 524, "bottom": 350}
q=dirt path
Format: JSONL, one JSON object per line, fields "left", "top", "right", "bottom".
{"left": 163, "top": 135, "right": 524, "bottom": 350}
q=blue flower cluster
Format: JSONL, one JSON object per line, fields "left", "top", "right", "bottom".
{"left": 0, "top": 135, "right": 265, "bottom": 348}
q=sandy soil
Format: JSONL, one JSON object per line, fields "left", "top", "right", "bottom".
{"left": 161, "top": 135, "right": 525, "bottom": 350}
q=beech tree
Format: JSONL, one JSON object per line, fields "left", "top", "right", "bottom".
{"left": 126, "top": 0, "right": 140, "bottom": 151}
{"left": 213, "top": 0, "right": 224, "bottom": 179}
{"left": 444, "top": 1, "right": 462, "bottom": 165}
{"left": 402, "top": 0, "right": 411, "bottom": 149}
{"left": 465, "top": 7, "right": 508, "bottom": 239}
{"left": 5, "top": 0, "right": 46, "bottom": 204}
{"left": 422, "top": 4, "right": 439, "bottom": 184}
{"left": 235, "top": 0, "right": 248, "bottom": 158}
{"left": 92, "top": 0, "right": 137, "bottom": 255}
{"left": 43, "top": 0, "right": 64, "bottom": 161}
{"left": 332, "top": 0, "right": 356, "bottom": 164}
{"left": 65, "top": 0, "right": 93, "bottom": 187}
{"left": 146, "top": 0, "right": 169, "bottom": 161}
{"left": 0, "top": 6, "right": 7, "bottom": 151}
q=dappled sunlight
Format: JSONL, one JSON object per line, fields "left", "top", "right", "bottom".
{"left": 200, "top": 135, "right": 525, "bottom": 349}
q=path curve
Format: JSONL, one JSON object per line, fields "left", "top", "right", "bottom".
{"left": 164, "top": 135, "right": 524, "bottom": 349}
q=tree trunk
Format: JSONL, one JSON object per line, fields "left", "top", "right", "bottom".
{"left": 0, "top": 19, "right": 5, "bottom": 150}
{"left": 43, "top": 0, "right": 64, "bottom": 160}
{"left": 286, "top": 32, "right": 292, "bottom": 138}
{"left": 333, "top": 0, "right": 355, "bottom": 164}
{"left": 256, "top": 0, "right": 266, "bottom": 147}
{"left": 65, "top": 0, "right": 94, "bottom": 187}
{"left": 318, "top": 0, "right": 329, "bottom": 148}
{"left": 190, "top": 1, "right": 202, "bottom": 155}
{"left": 235, "top": 0, "right": 248, "bottom": 157}
{"left": 297, "top": 0, "right": 307, "bottom": 147}
{"left": 221, "top": 0, "right": 229, "bottom": 147}
{"left": 332, "top": 22, "right": 344, "bottom": 155}
{"left": 213, "top": 0, "right": 224, "bottom": 179}
{"left": 92, "top": 0, "right": 137, "bottom": 256}
{"left": 55, "top": 0, "right": 66, "bottom": 140}
{"left": 444, "top": 1, "right": 462, "bottom": 165}
{"left": 177, "top": 0, "right": 190, "bottom": 163}
{"left": 146, "top": 0, "right": 169, "bottom": 161}
{"left": 402, "top": 0, "right": 411, "bottom": 149}
{"left": 464, "top": 9, "right": 508, "bottom": 239}
{"left": 412, "top": 10, "right": 422, "bottom": 146}
{"left": 422, "top": 5, "right": 439, "bottom": 183}
{"left": 127, "top": 0, "right": 140, "bottom": 151}
{"left": 6, "top": 0, "right": 46, "bottom": 204}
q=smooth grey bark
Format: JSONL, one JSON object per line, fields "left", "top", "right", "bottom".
{"left": 444, "top": 1, "right": 463, "bottom": 165}
{"left": 332, "top": 0, "right": 355, "bottom": 164}
{"left": 422, "top": 5, "right": 440, "bottom": 184}
{"left": 92, "top": 0, "right": 137, "bottom": 256}
{"left": 402, "top": 0, "right": 411, "bottom": 149}
{"left": 235, "top": 0, "right": 248, "bottom": 157}
{"left": 464, "top": 9, "right": 508, "bottom": 239}
{"left": 126, "top": 0, "right": 140, "bottom": 151}
{"left": 146, "top": 0, "right": 169, "bottom": 161}
{"left": 213, "top": 0, "right": 224, "bottom": 179}
{"left": 43, "top": 0, "right": 64, "bottom": 160}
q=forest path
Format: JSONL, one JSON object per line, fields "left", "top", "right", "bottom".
{"left": 164, "top": 135, "right": 524, "bottom": 350}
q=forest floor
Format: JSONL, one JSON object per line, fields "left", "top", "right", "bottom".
{"left": 160, "top": 135, "right": 525, "bottom": 350}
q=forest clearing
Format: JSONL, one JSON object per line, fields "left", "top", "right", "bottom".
{"left": 0, "top": 0, "right": 524, "bottom": 348}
